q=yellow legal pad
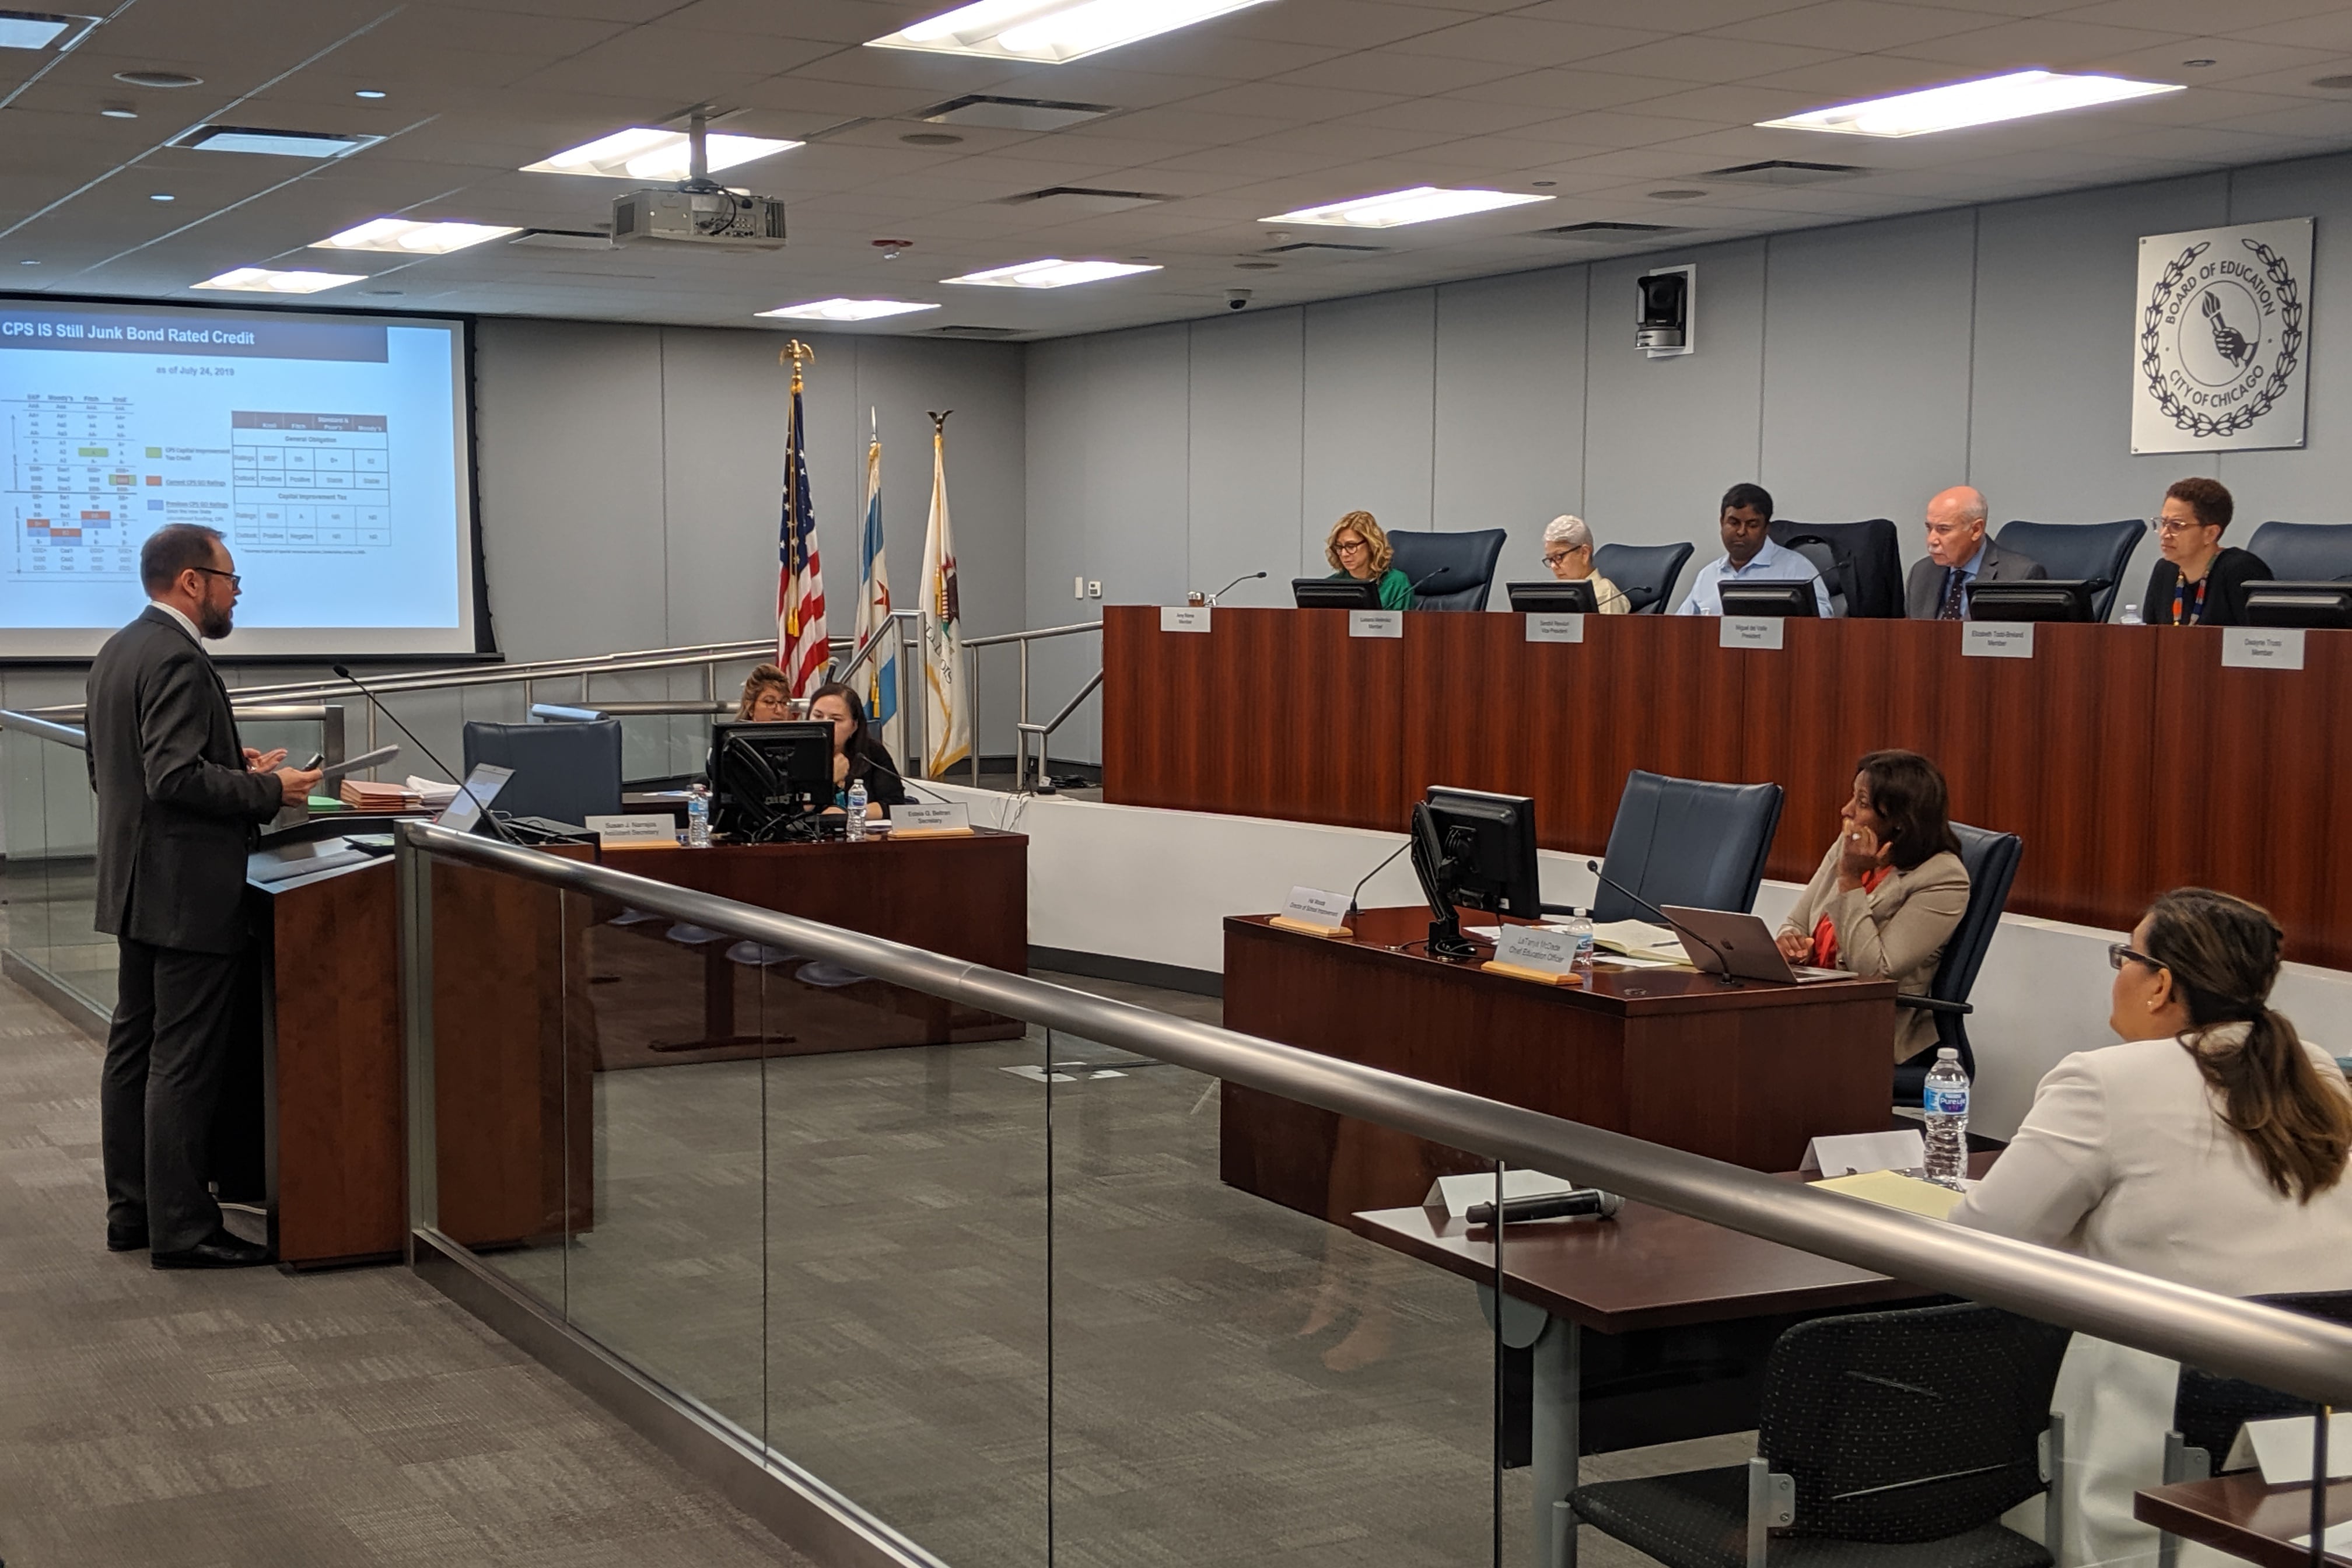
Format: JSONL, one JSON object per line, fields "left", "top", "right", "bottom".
{"left": 1811, "top": 1169, "right": 1965, "bottom": 1220}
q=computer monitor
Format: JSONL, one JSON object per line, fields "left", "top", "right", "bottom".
{"left": 2242, "top": 580, "right": 2352, "bottom": 629}
{"left": 1506, "top": 579, "right": 1598, "bottom": 613}
{"left": 1293, "top": 576, "right": 1384, "bottom": 610}
{"left": 1718, "top": 581, "right": 1820, "bottom": 618}
{"left": 1966, "top": 579, "right": 2100, "bottom": 623}
{"left": 708, "top": 720, "right": 833, "bottom": 840}
{"left": 1409, "top": 786, "right": 1542, "bottom": 959}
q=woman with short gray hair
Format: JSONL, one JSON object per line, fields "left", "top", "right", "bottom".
{"left": 1541, "top": 515, "right": 1629, "bottom": 613}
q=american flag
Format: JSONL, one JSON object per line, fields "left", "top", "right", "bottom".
{"left": 775, "top": 379, "right": 828, "bottom": 696}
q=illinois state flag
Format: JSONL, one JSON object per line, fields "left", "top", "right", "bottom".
{"left": 853, "top": 430, "right": 899, "bottom": 744}
{"left": 918, "top": 418, "right": 970, "bottom": 775}
{"left": 775, "top": 380, "right": 828, "bottom": 696}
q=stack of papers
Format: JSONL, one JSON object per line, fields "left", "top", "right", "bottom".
{"left": 337, "top": 774, "right": 459, "bottom": 813}
{"left": 1591, "top": 919, "right": 1686, "bottom": 957}
{"left": 405, "top": 775, "right": 459, "bottom": 806}
{"left": 1812, "top": 1169, "right": 1966, "bottom": 1220}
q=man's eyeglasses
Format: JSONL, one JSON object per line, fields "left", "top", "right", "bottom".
{"left": 2108, "top": 942, "right": 2163, "bottom": 972}
{"left": 193, "top": 566, "right": 242, "bottom": 587}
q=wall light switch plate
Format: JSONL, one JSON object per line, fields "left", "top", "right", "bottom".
{"left": 1073, "top": 575, "right": 1085, "bottom": 598}
{"left": 1087, "top": 580, "right": 1102, "bottom": 598}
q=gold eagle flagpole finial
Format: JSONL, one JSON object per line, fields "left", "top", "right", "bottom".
{"left": 780, "top": 339, "right": 814, "bottom": 393}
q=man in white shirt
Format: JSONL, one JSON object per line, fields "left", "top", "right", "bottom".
{"left": 1675, "top": 483, "right": 1832, "bottom": 615}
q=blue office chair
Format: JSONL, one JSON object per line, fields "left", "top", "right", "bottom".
{"left": 1593, "top": 541, "right": 1695, "bottom": 615}
{"left": 2244, "top": 521, "right": 2352, "bottom": 582}
{"left": 1770, "top": 520, "right": 1904, "bottom": 618}
{"left": 1591, "top": 770, "right": 1783, "bottom": 925}
{"left": 1892, "top": 824, "right": 2023, "bottom": 1107}
{"left": 461, "top": 718, "right": 624, "bottom": 828}
{"left": 1992, "top": 520, "right": 2143, "bottom": 621}
{"left": 1385, "top": 528, "right": 1507, "bottom": 611}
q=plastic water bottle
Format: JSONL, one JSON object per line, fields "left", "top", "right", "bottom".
{"left": 845, "top": 779, "right": 868, "bottom": 841}
{"left": 1923, "top": 1048, "right": 1970, "bottom": 1188}
{"left": 1563, "top": 909, "right": 1595, "bottom": 974}
{"left": 2119, "top": 603, "right": 2144, "bottom": 626}
{"left": 686, "top": 782, "right": 711, "bottom": 848}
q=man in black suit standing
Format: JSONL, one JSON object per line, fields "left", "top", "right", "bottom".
{"left": 86, "top": 524, "right": 320, "bottom": 1268}
{"left": 1905, "top": 486, "right": 2048, "bottom": 620}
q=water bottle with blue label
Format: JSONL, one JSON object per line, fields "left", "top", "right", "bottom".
{"left": 1563, "top": 909, "right": 1595, "bottom": 974}
{"left": 1922, "top": 1047, "right": 1969, "bottom": 1189}
{"left": 845, "top": 779, "right": 868, "bottom": 841}
{"left": 686, "top": 781, "right": 711, "bottom": 848}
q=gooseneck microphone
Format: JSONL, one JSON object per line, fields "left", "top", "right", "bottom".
{"left": 1465, "top": 1188, "right": 1622, "bottom": 1227}
{"left": 1341, "top": 838, "right": 1411, "bottom": 927}
{"left": 853, "top": 744, "right": 954, "bottom": 807}
{"left": 331, "top": 663, "right": 522, "bottom": 847}
{"left": 1205, "top": 570, "right": 1268, "bottom": 605}
{"left": 1582, "top": 858, "right": 1738, "bottom": 985}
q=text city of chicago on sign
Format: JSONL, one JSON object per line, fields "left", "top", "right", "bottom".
{"left": 2132, "top": 218, "right": 2312, "bottom": 454}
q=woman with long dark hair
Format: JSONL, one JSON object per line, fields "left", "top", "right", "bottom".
{"left": 1954, "top": 888, "right": 2352, "bottom": 1567}
{"left": 1774, "top": 748, "right": 1969, "bottom": 1062}
{"left": 806, "top": 680, "right": 907, "bottom": 818}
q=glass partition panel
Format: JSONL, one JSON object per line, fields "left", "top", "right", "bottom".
{"left": 1, "top": 727, "right": 55, "bottom": 979}
{"left": 37, "top": 733, "right": 107, "bottom": 1012}
{"left": 761, "top": 932, "right": 1049, "bottom": 1567}
{"left": 1045, "top": 1024, "right": 1504, "bottom": 1567}
{"left": 421, "top": 854, "right": 570, "bottom": 1306}
{"left": 558, "top": 880, "right": 769, "bottom": 1440}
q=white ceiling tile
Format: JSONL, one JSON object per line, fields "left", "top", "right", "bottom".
{"left": 1387, "top": 16, "right": 1667, "bottom": 66}
{"left": 1576, "top": 34, "right": 1848, "bottom": 83}
{"left": 1269, "top": 50, "right": 1528, "bottom": 96}
{"left": 1710, "top": 2, "right": 2007, "bottom": 51}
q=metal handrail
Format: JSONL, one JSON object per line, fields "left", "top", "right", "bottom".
{"left": 0, "top": 709, "right": 89, "bottom": 750}
{"left": 1015, "top": 668, "right": 1104, "bottom": 792}
{"left": 963, "top": 620, "right": 1100, "bottom": 649}
{"left": 399, "top": 817, "right": 2352, "bottom": 1406}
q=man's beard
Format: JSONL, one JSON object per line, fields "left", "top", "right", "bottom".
{"left": 196, "top": 600, "right": 233, "bottom": 639}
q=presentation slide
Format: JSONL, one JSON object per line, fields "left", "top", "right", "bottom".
{"left": 0, "top": 299, "right": 482, "bottom": 659}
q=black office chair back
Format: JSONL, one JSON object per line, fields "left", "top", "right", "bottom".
{"left": 1591, "top": 770, "right": 1782, "bottom": 925}
{"left": 1761, "top": 1303, "right": 2071, "bottom": 1544}
{"left": 1992, "top": 519, "right": 2143, "bottom": 621}
{"left": 1591, "top": 541, "right": 1695, "bottom": 615}
{"left": 2244, "top": 521, "right": 2352, "bottom": 583}
{"left": 1787, "top": 540, "right": 1847, "bottom": 617}
{"left": 1384, "top": 528, "right": 1507, "bottom": 611}
{"left": 461, "top": 718, "right": 624, "bottom": 828}
{"left": 1769, "top": 519, "right": 1904, "bottom": 618}
{"left": 1902, "top": 823, "right": 2022, "bottom": 1083}
{"left": 2173, "top": 1290, "right": 2352, "bottom": 1468}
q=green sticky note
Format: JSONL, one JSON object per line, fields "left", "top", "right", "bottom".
{"left": 306, "top": 795, "right": 345, "bottom": 810}
{"left": 145, "top": 447, "right": 162, "bottom": 459}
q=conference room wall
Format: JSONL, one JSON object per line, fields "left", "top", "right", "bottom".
{"left": 472, "top": 317, "right": 1028, "bottom": 761}
{"left": 1024, "top": 150, "right": 2352, "bottom": 764}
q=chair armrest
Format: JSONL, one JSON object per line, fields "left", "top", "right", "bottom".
{"left": 1895, "top": 994, "right": 1972, "bottom": 1015}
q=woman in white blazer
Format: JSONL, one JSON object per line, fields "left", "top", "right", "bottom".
{"left": 1774, "top": 749, "right": 1971, "bottom": 1063}
{"left": 1951, "top": 888, "right": 2352, "bottom": 1568}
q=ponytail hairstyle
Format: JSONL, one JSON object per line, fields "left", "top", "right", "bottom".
{"left": 2140, "top": 888, "right": 2352, "bottom": 1202}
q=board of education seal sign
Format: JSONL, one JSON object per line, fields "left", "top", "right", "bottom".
{"left": 2132, "top": 218, "right": 2311, "bottom": 454}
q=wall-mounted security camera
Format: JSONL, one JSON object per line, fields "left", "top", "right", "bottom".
{"left": 1226, "top": 287, "right": 1252, "bottom": 310}
{"left": 1636, "top": 264, "right": 1694, "bottom": 358}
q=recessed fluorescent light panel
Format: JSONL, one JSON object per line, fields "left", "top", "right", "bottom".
{"left": 177, "top": 124, "right": 383, "bottom": 158}
{"left": 0, "top": 9, "right": 95, "bottom": 50}
{"left": 522, "top": 127, "right": 800, "bottom": 180}
{"left": 872, "top": 0, "right": 1277, "bottom": 65}
{"left": 1757, "top": 69, "right": 2181, "bottom": 138}
{"left": 1265, "top": 186, "right": 1552, "bottom": 228}
{"left": 943, "top": 258, "right": 1160, "bottom": 288}
{"left": 317, "top": 218, "right": 519, "bottom": 254}
{"left": 758, "top": 299, "right": 940, "bottom": 321}
{"left": 192, "top": 268, "right": 366, "bottom": 295}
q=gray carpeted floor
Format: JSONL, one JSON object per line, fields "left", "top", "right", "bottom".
{"left": 0, "top": 972, "right": 811, "bottom": 1568}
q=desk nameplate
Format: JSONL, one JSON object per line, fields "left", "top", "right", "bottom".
{"left": 1525, "top": 612, "right": 1586, "bottom": 643}
{"left": 2222, "top": 626, "right": 2305, "bottom": 671}
{"left": 1349, "top": 609, "right": 1403, "bottom": 639}
{"left": 1963, "top": 622, "right": 2035, "bottom": 660}
{"left": 1160, "top": 606, "right": 1211, "bottom": 634}
{"left": 1720, "top": 617, "right": 1783, "bottom": 650}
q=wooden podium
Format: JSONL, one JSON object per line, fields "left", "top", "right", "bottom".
{"left": 1221, "top": 907, "right": 1896, "bottom": 1222}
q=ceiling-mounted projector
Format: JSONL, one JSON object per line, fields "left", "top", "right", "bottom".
{"left": 612, "top": 187, "right": 786, "bottom": 249}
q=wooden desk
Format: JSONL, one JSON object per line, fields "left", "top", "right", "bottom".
{"left": 597, "top": 830, "right": 1028, "bottom": 1056}
{"left": 1222, "top": 906, "right": 1896, "bottom": 1220}
{"left": 1105, "top": 606, "right": 2352, "bottom": 969}
{"left": 1353, "top": 1154, "right": 1993, "bottom": 1568}
{"left": 2136, "top": 1475, "right": 2352, "bottom": 1568}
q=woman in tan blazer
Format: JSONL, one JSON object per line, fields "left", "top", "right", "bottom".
{"left": 1774, "top": 748, "right": 1970, "bottom": 1063}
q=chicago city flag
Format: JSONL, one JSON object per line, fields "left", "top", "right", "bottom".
{"left": 775, "top": 378, "right": 828, "bottom": 696}
{"left": 919, "top": 416, "right": 970, "bottom": 776}
{"left": 853, "top": 427, "right": 900, "bottom": 747}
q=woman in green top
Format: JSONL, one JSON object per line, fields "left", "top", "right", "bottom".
{"left": 1325, "top": 510, "right": 1413, "bottom": 609}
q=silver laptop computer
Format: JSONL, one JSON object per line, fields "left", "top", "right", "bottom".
{"left": 1660, "top": 905, "right": 1855, "bottom": 984}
